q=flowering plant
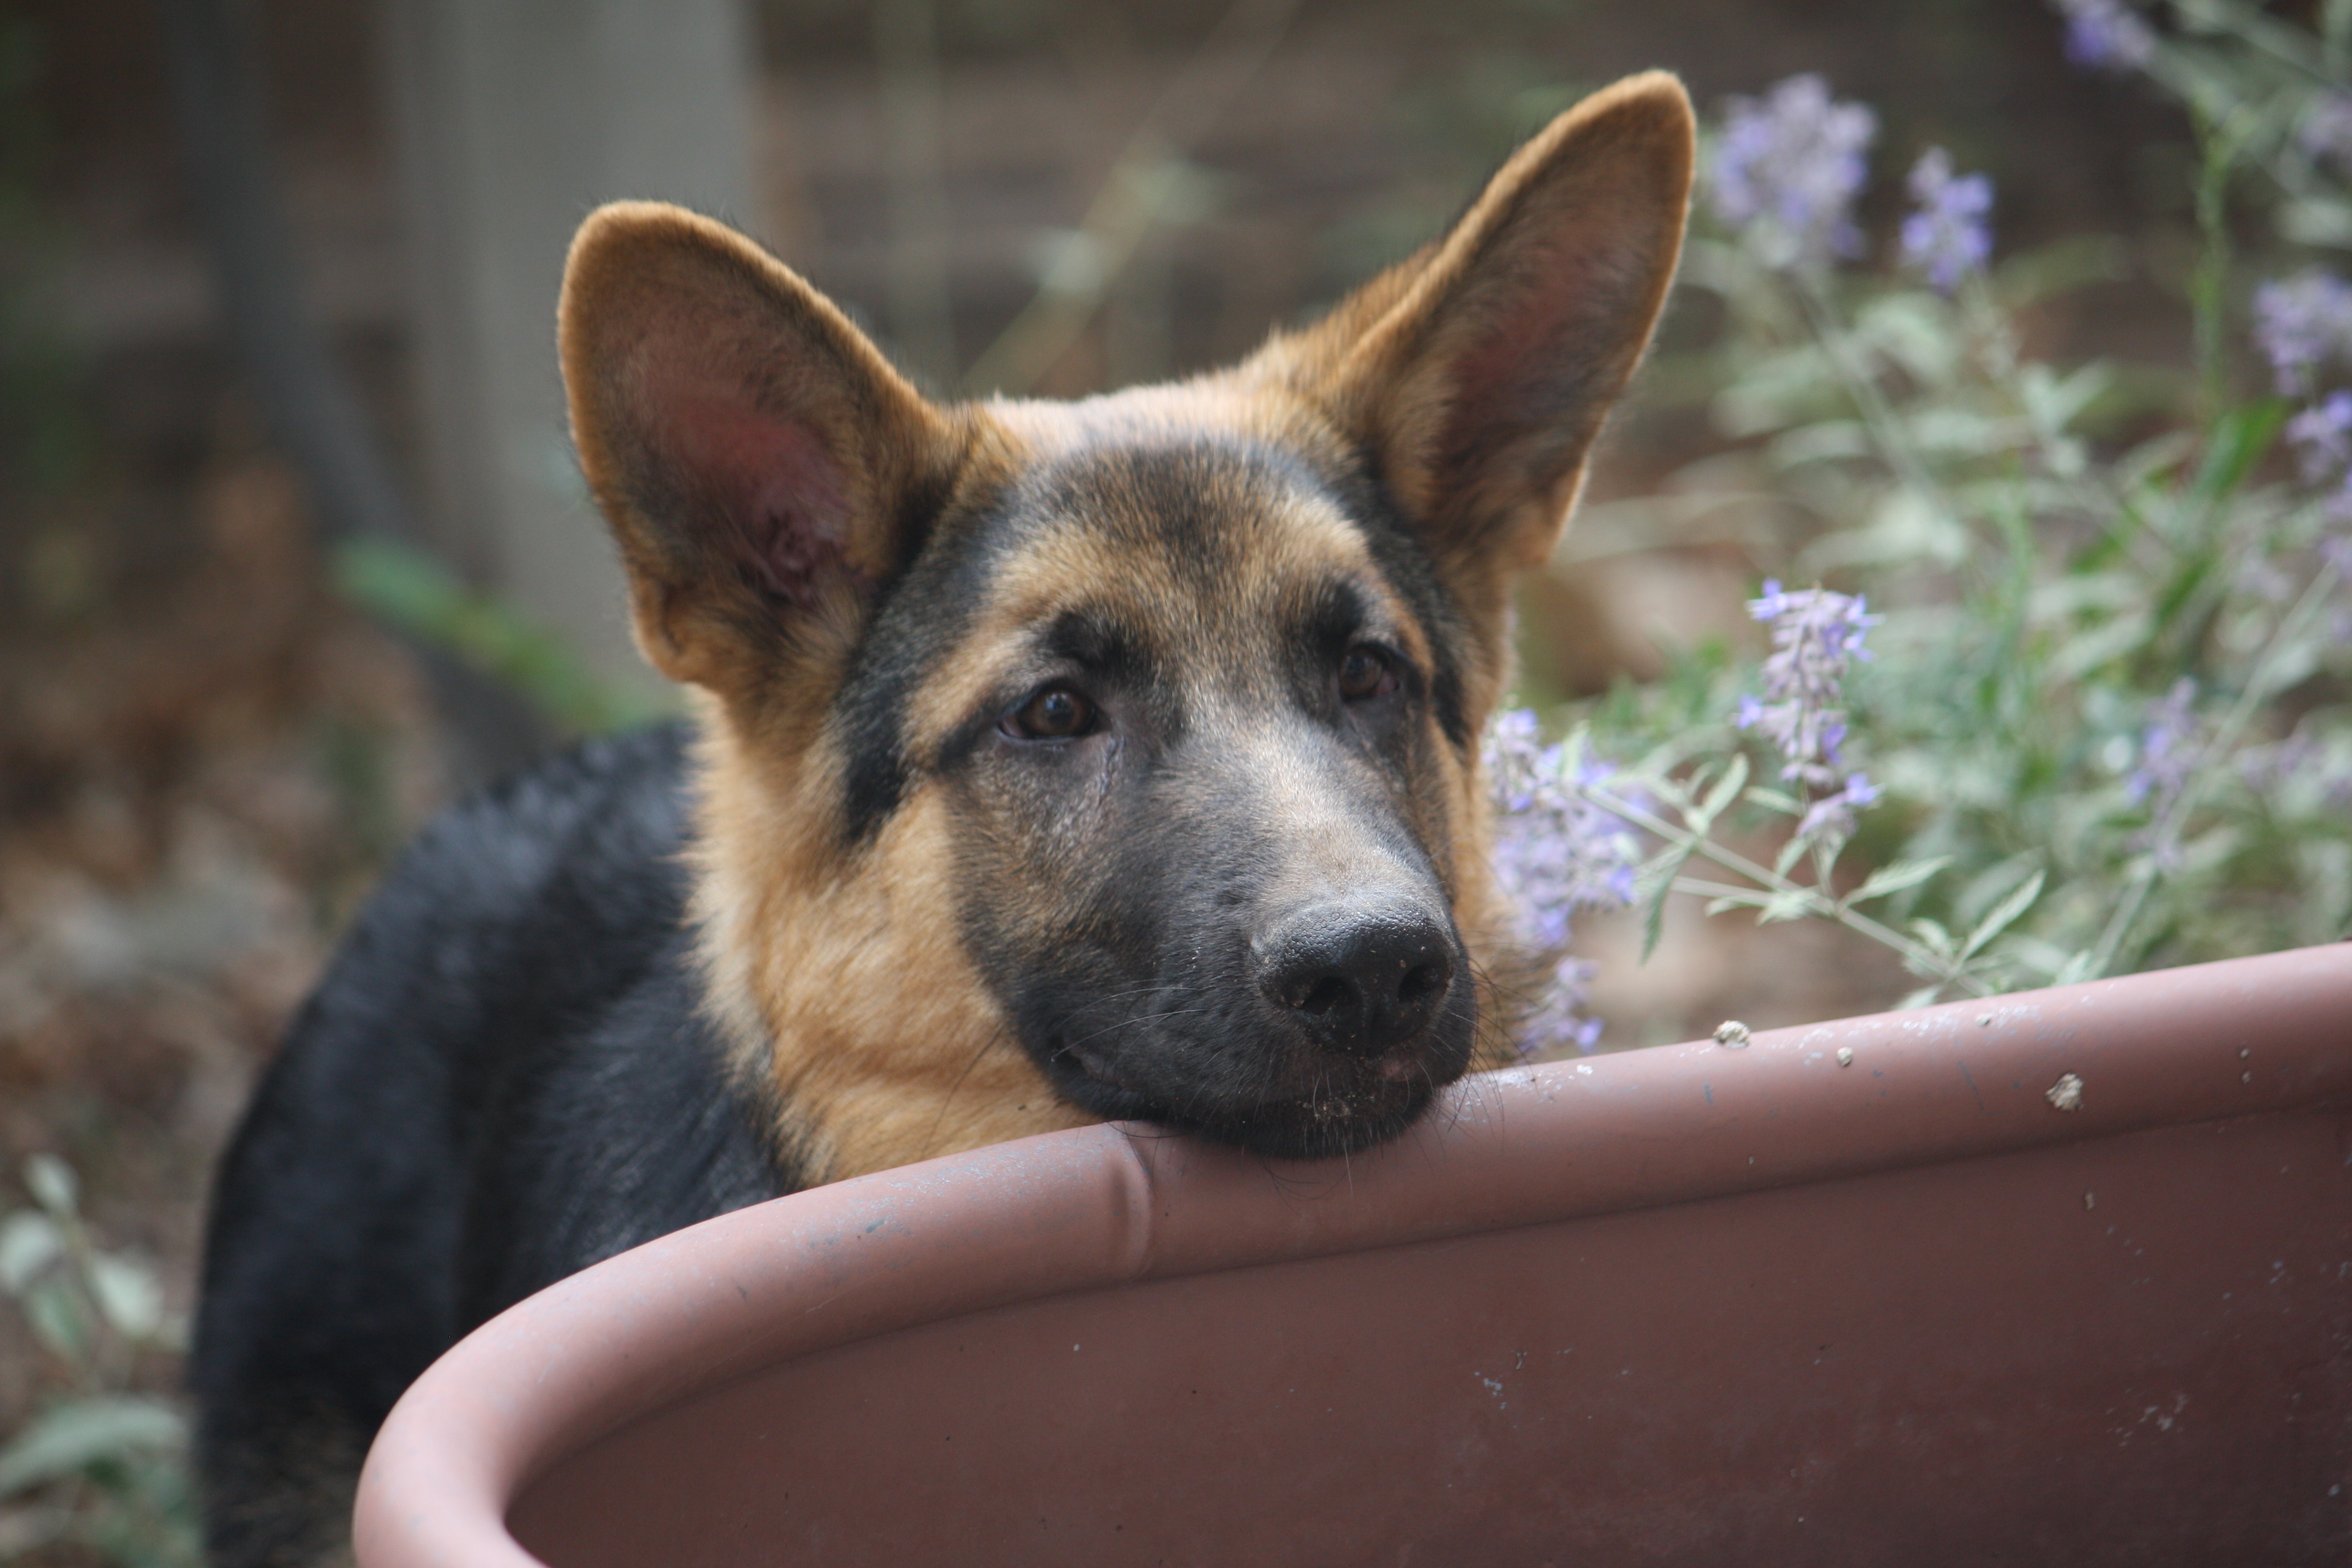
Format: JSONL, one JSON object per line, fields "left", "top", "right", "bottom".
{"left": 1490, "top": 0, "right": 2352, "bottom": 1053}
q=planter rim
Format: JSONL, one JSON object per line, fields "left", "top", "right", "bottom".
{"left": 353, "top": 942, "right": 2352, "bottom": 1568}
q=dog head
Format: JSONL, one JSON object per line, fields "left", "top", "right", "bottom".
{"left": 559, "top": 73, "right": 1693, "bottom": 1178}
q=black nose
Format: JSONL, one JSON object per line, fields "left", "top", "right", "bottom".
{"left": 1255, "top": 903, "right": 1456, "bottom": 1058}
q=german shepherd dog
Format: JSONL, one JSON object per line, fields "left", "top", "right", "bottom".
{"left": 189, "top": 73, "right": 1692, "bottom": 1565}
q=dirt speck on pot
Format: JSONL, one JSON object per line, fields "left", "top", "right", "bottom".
{"left": 2046, "top": 1072, "right": 2086, "bottom": 1112}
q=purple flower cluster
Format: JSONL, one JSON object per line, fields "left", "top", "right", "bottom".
{"left": 2124, "top": 678, "right": 2203, "bottom": 868}
{"left": 1711, "top": 75, "right": 1877, "bottom": 270}
{"left": 1795, "top": 773, "right": 1887, "bottom": 844}
{"left": 1899, "top": 148, "right": 1994, "bottom": 295}
{"left": 2286, "top": 391, "right": 2352, "bottom": 482}
{"left": 1516, "top": 956, "right": 1605, "bottom": 1057}
{"left": 2323, "top": 531, "right": 2352, "bottom": 579}
{"left": 2052, "top": 0, "right": 2156, "bottom": 70}
{"left": 2252, "top": 271, "right": 2352, "bottom": 396}
{"left": 2300, "top": 94, "right": 2352, "bottom": 177}
{"left": 2125, "top": 677, "right": 2199, "bottom": 812}
{"left": 1738, "top": 580, "right": 1885, "bottom": 843}
{"left": 2260, "top": 278, "right": 2352, "bottom": 523}
{"left": 1484, "top": 710, "right": 1641, "bottom": 1055}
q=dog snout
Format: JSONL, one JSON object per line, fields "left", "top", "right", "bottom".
{"left": 1255, "top": 902, "right": 1456, "bottom": 1058}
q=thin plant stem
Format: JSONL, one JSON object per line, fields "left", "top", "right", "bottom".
{"left": 1792, "top": 271, "right": 1961, "bottom": 527}
{"left": 1584, "top": 782, "right": 1996, "bottom": 998}
{"left": 2171, "top": 0, "right": 2333, "bottom": 86}
{"left": 1959, "top": 275, "right": 2171, "bottom": 573}
{"left": 2190, "top": 102, "right": 2256, "bottom": 428}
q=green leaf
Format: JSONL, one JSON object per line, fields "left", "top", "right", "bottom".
{"left": 332, "top": 537, "right": 665, "bottom": 737}
{"left": 1773, "top": 832, "right": 1810, "bottom": 877}
{"left": 23, "top": 1277, "right": 89, "bottom": 1366}
{"left": 2051, "top": 948, "right": 2099, "bottom": 987}
{"left": 1695, "top": 752, "right": 1750, "bottom": 829}
{"left": 21, "top": 1156, "right": 74, "bottom": 1219}
{"left": 2190, "top": 399, "right": 2287, "bottom": 503}
{"left": 0, "top": 1212, "right": 62, "bottom": 1293}
{"left": 1643, "top": 770, "right": 1693, "bottom": 817}
{"left": 1640, "top": 840, "right": 1698, "bottom": 962}
{"left": 2016, "top": 360, "right": 2114, "bottom": 438}
{"left": 88, "top": 1254, "right": 164, "bottom": 1342}
{"left": 1961, "top": 869, "right": 2046, "bottom": 961}
{"left": 1895, "top": 983, "right": 1946, "bottom": 1011}
{"left": 2048, "top": 611, "right": 2152, "bottom": 681}
{"left": 2282, "top": 194, "right": 2352, "bottom": 247}
{"left": 1841, "top": 855, "right": 1953, "bottom": 909}
{"left": 0, "top": 1398, "right": 187, "bottom": 1499}
{"left": 1909, "top": 918, "right": 1957, "bottom": 963}
{"left": 1745, "top": 786, "right": 1801, "bottom": 816}
{"left": 1756, "top": 887, "right": 1814, "bottom": 925}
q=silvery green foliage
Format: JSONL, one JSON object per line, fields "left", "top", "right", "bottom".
{"left": 1495, "top": 12, "right": 2352, "bottom": 1045}
{"left": 0, "top": 1158, "right": 199, "bottom": 1567}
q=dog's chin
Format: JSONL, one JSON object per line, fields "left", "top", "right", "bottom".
{"left": 1045, "top": 1044, "right": 1452, "bottom": 1161}
{"left": 1179, "top": 1084, "right": 1440, "bottom": 1161}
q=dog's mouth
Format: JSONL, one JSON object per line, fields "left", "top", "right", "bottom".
{"left": 1048, "top": 1005, "right": 1469, "bottom": 1162}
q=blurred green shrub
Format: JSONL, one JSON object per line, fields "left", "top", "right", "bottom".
{"left": 0, "top": 1157, "right": 199, "bottom": 1567}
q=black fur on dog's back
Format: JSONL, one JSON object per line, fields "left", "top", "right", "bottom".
{"left": 189, "top": 724, "right": 796, "bottom": 1566}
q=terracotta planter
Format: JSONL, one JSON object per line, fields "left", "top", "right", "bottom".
{"left": 353, "top": 944, "right": 2352, "bottom": 1566}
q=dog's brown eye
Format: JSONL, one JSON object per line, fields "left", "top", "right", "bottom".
{"left": 1006, "top": 686, "right": 1096, "bottom": 739}
{"left": 1338, "top": 645, "right": 1398, "bottom": 701}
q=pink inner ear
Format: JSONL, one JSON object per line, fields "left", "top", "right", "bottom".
{"left": 1441, "top": 251, "right": 1605, "bottom": 473}
{"left": 666, "top": 391, "right": 854, "bottom": 614}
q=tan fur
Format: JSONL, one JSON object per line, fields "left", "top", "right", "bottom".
{"left": 558, "top": 74, "right": 1694, "bottom": 1184}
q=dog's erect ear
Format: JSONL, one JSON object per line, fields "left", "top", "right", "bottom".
{"left": 1249, "top": 72, "right": 1693, "bottom": 585}
{"left": 560, "top": 203, "right": 960, "bottom": 694}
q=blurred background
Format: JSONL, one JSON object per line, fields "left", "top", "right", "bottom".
{"left": 0, "top": 0, "right": 2206, "bottom": 1547}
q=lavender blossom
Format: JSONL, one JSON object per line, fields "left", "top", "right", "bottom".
{"left": 1520, "top": 957, "right": 1605, "bottom": 1057}
{"left": 2253, "top": 271, "right": 2352, "bottom": 396}
{"left": 1483, "top": 711, "right": 1641, "bottom": 1055}
{"left": 1796, "top": 773, "right": 1885, "bottom": 842}
{"left": 1898, "top": 148, "right": 1994, "bottom": 295}
{"left": 2052, "top": 0, "right": 2156, "bottom": 70}
{"left": 1711, "top": 75, "right": 1877, "bottom": 271}
{"left": 2323, "top": 533, "right": 2352, "bottom": 648}
{"left": 2300, "top": 93, "right": 2352, "bottom": 177}
{"left": 2125, "top": 678, "right": 2199, "bottom": 813}
{"left": 1738, "top": 580, "right": 1882, "bottom": 808}
{"left": 2322, "top": 531, "right": 2352, "bottom": 579}
{"left": 2286, "top": 390, "right": 2352, "bottom": 483}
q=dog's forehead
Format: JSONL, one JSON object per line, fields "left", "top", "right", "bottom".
{"left": 1013, "top": 444, "right": 1359, "bottom": 606}
{"left": 973, "top": 395, "right": 1389, "bottom": 639}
